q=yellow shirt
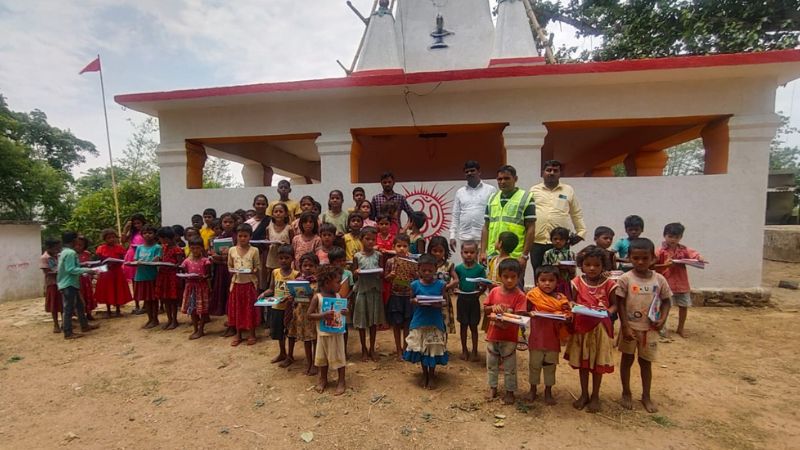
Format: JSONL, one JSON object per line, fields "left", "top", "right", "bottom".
{"left": 267, "top": 200, "right": 303, "bottom": 221}
{"left": 529, "top": 182, "right": 586, "bottom": 245}
{"left": 199, "top": 226, "right": 215, "bottom": 250}
{"left": 227, "top": 245, "right": 260, "bottom": 287}
{"left": 271, "top": 268, "right": 298, "bottom": 311}
{"left": 344, "top": 233, "right": 363, "bottom": 262}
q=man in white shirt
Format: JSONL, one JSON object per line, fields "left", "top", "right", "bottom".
{"left": 449, "top": 160, "right": 497, "bottom": 252}
{"left": 529, "top": 160, "right": 587, "bottom": 270}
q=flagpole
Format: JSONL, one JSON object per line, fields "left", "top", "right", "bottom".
{"left": 96, "top": 54, "right": 123, "bottom": 239}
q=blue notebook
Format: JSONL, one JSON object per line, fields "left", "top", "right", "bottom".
{"left": 319, "top": 297, "right": 347, "bottom": 334}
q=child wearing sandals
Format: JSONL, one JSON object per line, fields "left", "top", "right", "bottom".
{"left": 227, "top": 223, "right": 261, "bottom": 346}
{"left": 286, "top": 252, "right": 319, "bottom": 376}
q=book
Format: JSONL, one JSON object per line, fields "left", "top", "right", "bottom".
{"left": 80, "top": 260, "right": 102, "bottom": 267}
{"left": 608, "top": 270, "right": 624, "bottom": 280}
{"left": 672, "top": 259, "right": 707, "bottom": 269}
{"left": 647, "top": 294, "right": 661, "bottom": 323}
{"left": 138, "top": 261, "right": 176, "bottom": 267}
{"left": 254, "top": 297, "right": 282, "bottom": 308}
{"left": 177, "top": 273, "right": 202, "bottom": 279}
{"left": 532, "top": 311, "right": 568, "bottom": 321}
{"left": 93, "top": 265, "right": 109, "bottom": 274}
{"left": 287, "top": 280, "right": 313, "bottom": 302}
{"left": 455, "top": 290, "right": 480, "bottom": 295}
{"left": 103, "top": 257, "right": 125, "bottom": 264}
{"left": 319, "top": 297, "right": 347, "bottom": 334}
{"left": 229, "top": 268, "right": 253, "bottom": 274}
{"left": 358, "top": 268, "right": 384, "bottom": 275}
{"left": 490, "top": 312, "right": 531, "bottom": 329}
{"left": 571, "top": 304, "right": 609, "bottom": 319}
{"left": 466, "top": 277, "right": 498, "bottom": 285}
{"left": 416, "top": 295, "right": 445, "bottom": 305}
{"left": 212, "top": 238, "right": 233, "bottom": 253}
{"left": 558, "top": 260, "right": 577, "bottom": 266}
{"left": 249, "top": 239, "right": 284, "bottom": 245}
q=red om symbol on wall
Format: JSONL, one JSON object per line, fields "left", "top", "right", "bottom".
{"left": 401, "top": 185, "right": 454, "bottom": 240}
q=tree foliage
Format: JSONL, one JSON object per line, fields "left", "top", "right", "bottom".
{"left": 0, "top": 94, "right": 95, "bottom": 231}
{"left": 663, "top": 139, "right": 704, "bottom": 176}
{"left": 203, "top": 156, "right": 242, "bottom": 188}
{"left": 531, "top": 0, "right": 800, "bottom": 62}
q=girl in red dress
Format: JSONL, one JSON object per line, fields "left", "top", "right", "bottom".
{"left": 227, "top": 223, "right": 261, "bottom": 346}
{"left": 74, "top": 235, "right": 97, "bottom": 321}
{"left": 94, "top": 229, "right": 132, "bottom": 317}
{"left": 155, "top": 226, "right": 184, "bottom": 330}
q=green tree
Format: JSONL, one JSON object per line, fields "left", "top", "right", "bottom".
{"left": 203, "top": 156, "right": 242, "bottom": 188}
{"left": 0, "top": 94, "right": 95, "bottom": 233}
{"left": 118, "top": 117, "right": 158, "bottom": 180}
{"left": 529, "top": 0, "right": 800, "bottom": 62}
{"left": 663, "top": 139, "right": 704, "bottom": 176}
{"left": 770, "top": 115, "right": 800, "bottom": 206}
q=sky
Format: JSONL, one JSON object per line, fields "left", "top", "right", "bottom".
{"left": 1, "top": 0, "right": 798, "bottom": 181}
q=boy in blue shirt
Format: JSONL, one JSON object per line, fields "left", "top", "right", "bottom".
{"left": 57, "top": 231, "right": 100, "bottom": 339}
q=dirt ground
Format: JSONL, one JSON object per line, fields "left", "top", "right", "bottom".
{"left": 1, "top": 261, "right": 799, "bottom": 449}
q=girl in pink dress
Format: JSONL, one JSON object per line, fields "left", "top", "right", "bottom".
{"left": 181, "top": 238, "right": 211, "bottom": 339}
{"left": 291, "top": 211, "right": 321, "bottom": 270}
{"left": 122, "top": 213, "right": 147, "bottom": 314}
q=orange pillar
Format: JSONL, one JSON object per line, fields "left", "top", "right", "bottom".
{"left": 589, "top": 165, "right": 615, "bottom": 177}
{"left": 625, "top": 149, "right": 668, "bottom": 176}
{"left": 185, "top": 142, "right": 207, "bottom": 189}
{"left": 702, "top": 118, "right": 729, "bottom": 174}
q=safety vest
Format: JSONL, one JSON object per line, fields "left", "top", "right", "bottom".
{"left": 486, "top": 188, "right": 530, "bottom": 258}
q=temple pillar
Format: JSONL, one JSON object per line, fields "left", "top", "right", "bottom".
{"left": 503, "top": 124, "right": 546, "bottom": 189}
{"left": 316, "top": 133, "right": 353, "bottom": 185}
{"left": 702, "top": 118, "right": 730, "bottom": 174}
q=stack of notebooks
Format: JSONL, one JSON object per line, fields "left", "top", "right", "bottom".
{"left": 490, "top": 312, "right": 531, "bottom": 329}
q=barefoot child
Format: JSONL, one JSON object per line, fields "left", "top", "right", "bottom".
{"left": 616, "top": 238, "right": 672, "bottom": 413}
{"left": 329, "top": 247, "right": 353, "bottom": 354}
{"left": 210, "top": 213, "right": 235, "bottom": 335}
{"left": 94, "top": 229, "right": 131, "bottom": 317}
{"left": 155, "top": 226, "right": 184, "bottom": 330}
{"left": 258, "top": 245, "right": 297, "bottom": 365}
{"left": 40, "top": 238, "right": 62, "bottom": 333}
{"left": 74, "top": 236, "right": 97, "bottom": 321}
{"left": 227, "top": 224, "right": 261, "bottom": 346}
{"left": 565, "top": 246, "right": 617, "bottom": 413}
{"left": 526, "top": 265, "right": 571, "bottom": 405}
{"left": 655, "top": 223, "right": 703, "bottom": 338}
{"left": 287, "top": 252, "right": 319, "bottom": 375}
{"left": 404, "top": 254, "right": 449, "bottom": 389}
{"left": 181, "top": 238, "right": 211, "bottom": 339}
{"left": 482, "top": 232, "right": 518, "bottom": 332}
{"left": 133, "top": 225, "right": 162, "bottom": 328}
{"left": 352, "top": 227, "right": 385, "bottom": 361}
{"left": 542, "top": 227, "right": 576, "bottom": 298}
{"left": 308, "top": 264, "right": 348, "bottom": 395}
{"left": 385, "top": 234, "right": 418, "bottom": 360}
{"left": 122, "top": 213, "right": 146, "bottom": 314}
{"left": 454, "top": 241, "right": 486, "bottom": 361}
{"left": 484, "top": 259, "right": 528, "bottom": 404}
{"left": 429, "top": 236, "right": 459, "bottom": 334}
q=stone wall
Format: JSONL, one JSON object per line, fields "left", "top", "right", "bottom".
{"left": 764, "top": 225, "right": 800, "bottom": 263}
{"left": 691, "top": 288, "right": 772, "bottom": 307}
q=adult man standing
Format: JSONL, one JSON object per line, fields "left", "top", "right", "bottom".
{"left": 371, "top": 171, "right": 415, "bottom": 223}
{"left": 449, "top": 160, "right": 496, "bottom": 252}
{"left": 529, "top": 160, "right": 587, "bottom": 270}
{"left": 480, "top": 165, "right": 536, "bottom": 268}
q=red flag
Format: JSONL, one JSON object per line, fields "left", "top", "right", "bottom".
{"left": 79, "top": 57, "right": 101, "bottom": 74}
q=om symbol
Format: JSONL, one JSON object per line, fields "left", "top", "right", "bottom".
{"left": 402, "top": 185, "right": 454, "bottom": 239}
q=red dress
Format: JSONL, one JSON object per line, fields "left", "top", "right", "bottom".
{"left": 77, "top": 251, "right": 97, "bottom": 311}
{"left": 181, "top": 257, "right": 211, "bottom": 316}
{"left": 376, "top": 232, "right": 395, "bottom": 305}
{"left": 156, "top": 245, "right": 183, "bottom": 301}
{"left": 94, "top": 244, "right": 132, "bottom": 306}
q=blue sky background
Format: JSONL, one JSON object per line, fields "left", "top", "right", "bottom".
{"left": 1, "top": 0, "right": 797, "bottom": 180}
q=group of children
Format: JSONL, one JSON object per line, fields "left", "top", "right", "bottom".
{"left": 41, "top": 182, "right": 703, "bottom": 409}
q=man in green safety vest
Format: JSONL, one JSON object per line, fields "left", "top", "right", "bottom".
{"left": 480, "top": 165, "right": 536, "bottom": 272}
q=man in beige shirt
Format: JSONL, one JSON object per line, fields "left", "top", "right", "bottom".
{"left": 529, "top": 160, "right": 587, "bottom": 270}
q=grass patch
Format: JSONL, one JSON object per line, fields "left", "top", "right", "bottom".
{"left": 651, "top": 415, "right": 673, "bottom": 427}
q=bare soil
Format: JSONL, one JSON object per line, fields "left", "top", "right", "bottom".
{"left": 1, "top": 261, "right": 799, "bottom": 449}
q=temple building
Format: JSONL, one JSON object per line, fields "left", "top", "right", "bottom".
{"left": 116, "top": 0, "right": 800, "bottom": 291}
